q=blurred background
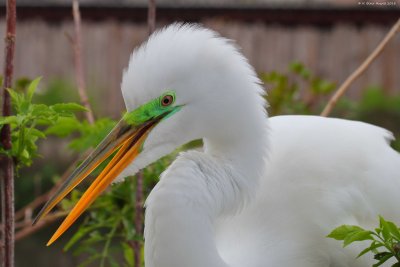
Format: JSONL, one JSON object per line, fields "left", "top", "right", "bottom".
{"left": 0, "top": 0, "right": 399, "bottom": 266}
{"left": 1, "top": 0, "right": 400, "bottom": 117}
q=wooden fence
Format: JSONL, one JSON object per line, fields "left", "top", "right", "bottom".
{"left": 0, "top": 18, "right": 399, "bottom": 117}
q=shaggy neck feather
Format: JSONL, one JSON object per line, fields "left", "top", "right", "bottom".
{"left": 144, "top": 98, "right": 268, "bottom": 267}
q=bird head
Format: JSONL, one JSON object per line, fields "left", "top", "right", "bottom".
{"left": 35, "top": 23, "right": 267, "bottom": 245}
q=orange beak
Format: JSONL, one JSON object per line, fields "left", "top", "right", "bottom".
{"left": 33, "top": 117, "right": 161, "bottom": 246}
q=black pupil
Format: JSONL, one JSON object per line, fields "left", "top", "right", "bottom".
{"left": 163, "top": 96, "right": 172, "bottom": 105}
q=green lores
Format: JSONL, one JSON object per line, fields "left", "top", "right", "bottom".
{"left": 123, "top": 90, "right": 181, "bottom": 126}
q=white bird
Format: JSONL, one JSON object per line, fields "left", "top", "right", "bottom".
{"left": 35, "top": 24, "right": 400, "bottom": 267}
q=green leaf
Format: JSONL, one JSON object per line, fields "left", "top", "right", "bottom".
{"left": 380, "top": 216, "right": 392, "bottom": 240}
{"left": 386, "top": 220, "right": 400, "bottom": 241}
{"left": 343, "top": 230, "right": 373, "bottom": 247}
{"left": 14, "top": 77, "right": 31, "bottom": 92}
{"left": 373, "top": 252, "right": 393, "bottom": 267}
{"left": 31, "top": 104, "right": 52, "bottom": 117}
{"left": 28, "top": 128, "right": 46, "bottom": 138}
{"left": 0, "top": 116, "right": 17, "bottom": 125}
{"left": 310, "top": 78, "right": 335, "bottom": 94}
{"left": 64, "top": 223, "right": 102, "bottom": 251}
{"left": 20, "top": 100, "right": 31, "bottom": 114}
{"left": 46, "top": 117, "right": 81, "bottom": 137}
{"left": 357, "top": 242, "right": 384, "bottom": 258}
{"left": 19, "top": 149, "right": 32, "bottom": 166}
{"left": 68, "top": 118, "right": 116, "bottom": 152}
{"left": 360, "top": 87, "right": 386, "bottom": 111}
{"left": 77, "top": 254, "right": 102, "bottom": 267}
{"left": 7, "top": 88, "right": 20, "bottom": 103}
{"left": 7, "top": 89, "right": 23, "bottom": 112}
{"left": 289, "top": 61, "right": 311, "bottom": 80}
{"left": 85, "top": 230, "right": 105, "bottom": 244}
{"left": 27, "top": 77, "right": 42, "bottom": 102}
{"left": 60, "top": 190, "right": 82, "bottom": 211}
{"left": 51, "top": 103, "right": 87, "bottom": 113}
{"left": 122, "top": 242, "right": 135, "bottom": 267}
{"left": 327, "top": 225, "right": 365, "bottom": 241}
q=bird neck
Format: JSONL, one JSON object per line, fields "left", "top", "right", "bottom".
{"left": 144, "top": 150, "right": 249, "bottom": 267}
{"left": 203, "top": 109, "right": 269, "bottom": 205}
{"left": 144, "top": 110, "right": 268, "bottom": 267}
{"left": 144, "top": 161, "right": 230, "bottom": 266}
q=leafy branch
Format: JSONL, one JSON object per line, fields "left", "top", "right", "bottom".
{"left": 0, "top": 77, "right": 87, "bottom": 168}
{"left": 261, "top": 61, "right": 336, "bottom": 116}
{"left": 62, "top": 156, "right": 173, "bottom": 267}
{"left": 0, "top": 78, "right": 143, "bottom": 266}
{"left": 0, "top": 77, "right": 106, "bottom": 248}
{"left": 328, "top": 216, "right": 400, "bottom": 267}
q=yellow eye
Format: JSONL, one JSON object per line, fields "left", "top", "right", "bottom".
{"left": 161, "top": 94, "right": 174, "bottom": 107}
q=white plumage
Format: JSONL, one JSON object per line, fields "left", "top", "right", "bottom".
{"left": 117, "top": 24, "right": 400, "bottom": 267}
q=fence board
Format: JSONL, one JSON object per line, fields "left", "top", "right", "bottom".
{"left": 0, "top": 19, "right": 398, "bottom": 116}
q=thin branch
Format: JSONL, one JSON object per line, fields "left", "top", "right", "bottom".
{"left": 14, "top": 158, "right": 78, "bottom": 221}
{"left": 2, "top": 153, "right": 87, "bottom": 241}
{"left": 133, "top": 172, "right": 143, "bottom": 267}
{"left": 15, "top": 211, "right": 68, "bottom": 230}
{"left": 14, "top": 192, "right": 51, "bottom": 222}
{"left": 15, "top": 211, "right": 68, "bottom": 241}
{"left": 0, "top": 0, "right": 16, "bottom": 266}
{"left": 131, "top": 2, "right": 157, "bottom": 266}
{"left": 148, "top": 0, "right": 156, "bottom": 35}
{"left": 320, "top": 18, "right": 400, "bottom": 117}
{"left": 13, "top": 1, "right": 98, "bottom": 238}
{"left": 64, "top": 31, "right": 74, "bottom": 46}
{"left": 72, "top": 0, "right": 95, "bottom": 124}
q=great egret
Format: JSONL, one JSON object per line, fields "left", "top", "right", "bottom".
{"left": 35, "top": 24, "right": 400, "bottom": 267}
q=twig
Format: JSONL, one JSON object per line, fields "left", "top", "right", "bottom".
{"left": 131, "top": 2, "right": 157, "bottom": 266}
{"left": 0, "top": 160, "right": 73, "bottom": 239}
{"left": 14, "top": 157, "right": 78, "bottom": 222}
{"left": 14, "top": 192, "right": 51, "bottom": 222}
{"left": 320, "top": 18, "right": 400, "bottom": 117}
{"left": 2, "top": 153, "right": 87, "bottom": 241}
{"left": 0, "top": 153, "right": 84, "bottom": 244}
{"left": 15, "top": 211, "right": 68, "bottom": 241}
{"left": 148, "top": 0, "right": 156, "bottom": 36}
{"left": 0, "top": 0, "right": 16, "bottom": 266}
{"left": 15, "top": 210, "right": 68, "bottom": 230}
{"left": 72, "top": 0, "right": 95, "bottom": 124}
{"left": 64, "top": 31, "right": 74, "bottom": 46}
{"left": 133, "top": 172, "right": 144, "bottom": 267}
{"left": 17, "top": 0, "right": 97, "bottom": 230}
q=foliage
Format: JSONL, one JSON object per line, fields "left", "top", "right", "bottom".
{"left": 55, "top": 125, "right": 200, "bottom": 267}
{"left": 0, "top": 77, "right": 87, "bottom": 167}
{"left": 0, "top": 76, "right": 164, "bottom": 266}
{"left": 62, "top": 179, "right": 138, "bottom": 267}
{"left": 65, "top": 61, "right": 398, "bottom": 267}
{"left": 46, "top": 116, "right": 116, "bottom": 153}
{"left": 62, "top": 156, "right": 173, "bottom": 267}
{"left": 261, "top": 62, "right": 400, "bottom": 151}
{"left": 260, "top": 62, "right": 336, "bottom": 116}
{"left": 328, "top": 216, "right": 400, "bottom": 266}
{"left": 7, "top": 62, "right": 399, "bottom": 267}
{"left": 338, "top": 86, "right": 400, "bottom": 151}
{"left": 33, "top": 78, "right": 79, "bottom": 105}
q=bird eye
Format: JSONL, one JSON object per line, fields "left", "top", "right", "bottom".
{"left": 161, "top": 94, "right": 174, "bottom": 107}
